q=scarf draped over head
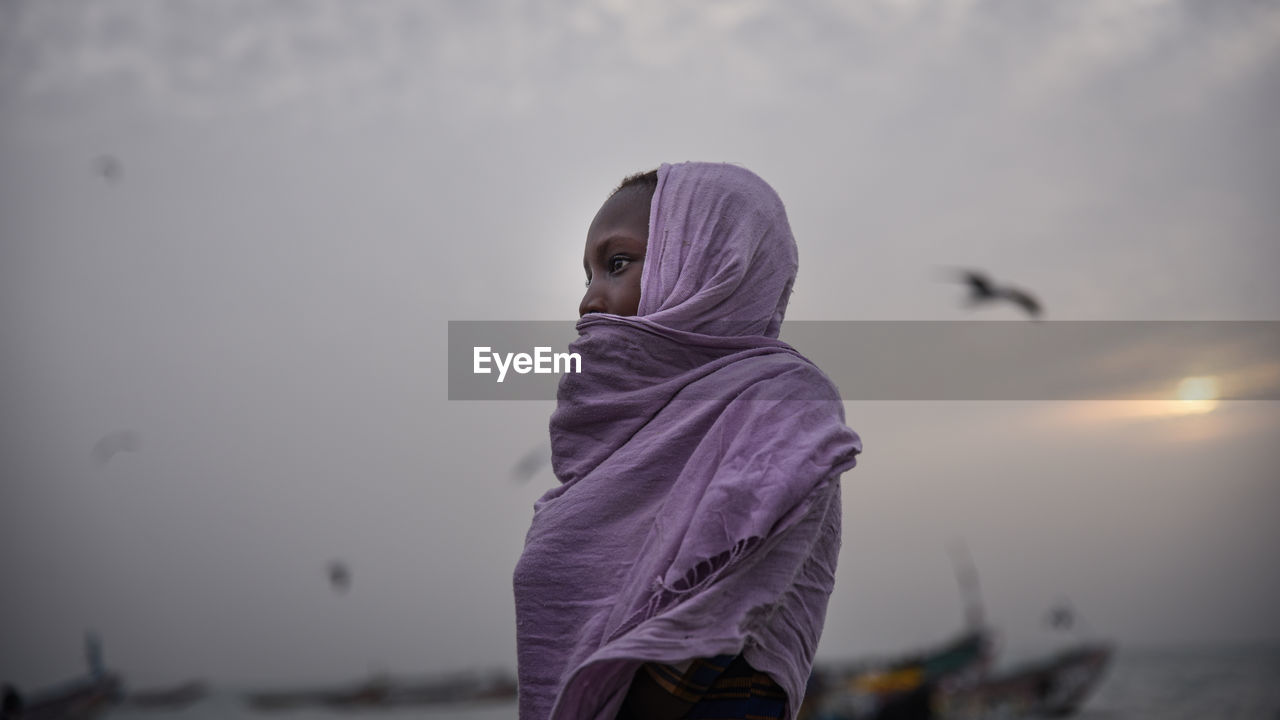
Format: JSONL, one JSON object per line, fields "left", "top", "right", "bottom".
{"left": 513, "top": 162, "right": 862, "bottom": 720}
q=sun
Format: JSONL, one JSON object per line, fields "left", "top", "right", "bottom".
{"left": 1173, "top": 376, "right": 1219, "bottom": 414}
{"left": 1048, "top": 375, "right": 1227, "bottom": 427}
{"left": 1176, "top": 376, "right": 1218, "bottom": 401}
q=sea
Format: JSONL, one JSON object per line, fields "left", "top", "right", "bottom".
{"left": 100, "top": 647, "right": 1280, "bottom": 720}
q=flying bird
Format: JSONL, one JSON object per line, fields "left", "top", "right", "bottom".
{"left": 956, "top": 269, "right": 1043, "bottom": 319}
{"left": 327, "top": 561, "right": 351, "bottom": 593}
{"left": 1046, "top": 602, "right": 1074, "bottom": 630}
{"left": 91, "top": 430, "right": 141, "bottom": 467}
{"left": 94, "top": 154, "right": 122, "bottom": 183}
{"left": 511, "top": 443, "right": 551, "bottom": 483}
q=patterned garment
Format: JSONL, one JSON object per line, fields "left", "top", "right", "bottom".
{"left": 640, "top": 654, "right": 789, "bottom": 719}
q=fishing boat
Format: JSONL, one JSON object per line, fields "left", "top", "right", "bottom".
{"left": 2, "top": 635, "right": 122, "bottom": 720}
{"left": 801, "top": 546, "right": 1114, "bottom": 719}
{"left": 121, "top": 680, "right": 208, "bottom": 712}
{"left": 935, "top": 642, "right": 1113, "bottom": 719}
{"left": 244, "top": 669, "right": 517, "bottom": 711}
{"left": 800, "top": 629, "right": 994, "bottom": 720}
{"left": 322, "top": 670, "right": 517, "bottom": 709}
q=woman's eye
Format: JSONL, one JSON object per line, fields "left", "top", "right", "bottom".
{"left": 609, "top": 256, "right": 631, "bottom": 274}
{"left": 584, "top": 275, "right": 591, "bottom": 288}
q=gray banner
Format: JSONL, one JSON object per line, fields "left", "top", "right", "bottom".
{"left": 447, "top": 321, "right": 1280, "bottom": 401}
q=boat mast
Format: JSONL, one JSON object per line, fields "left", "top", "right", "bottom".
{"left": 949, "top": 540, "right": 985, "bottom": 631}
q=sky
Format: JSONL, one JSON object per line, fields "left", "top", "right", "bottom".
{"left": 1, "top": 0, "right": 1278, "bottom": 690}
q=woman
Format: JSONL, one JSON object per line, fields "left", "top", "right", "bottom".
{"left": 513, "top": 162, "right": 862, "bottom": 720}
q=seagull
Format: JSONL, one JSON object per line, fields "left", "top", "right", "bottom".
{"left": 327, "top": 561, "right": 351, "bottom": 593}
{"left": 1046, "top": 602, "right": 1074, "bottom": 630}
{"left": 94, "top": 154, "right": 122, "bottom": 183}
{"left": 91, "top": 430, "right": 141, "bottom": 468}
{"left": 957, "top": 269, "right": 1043, "bottom": 319}
{"left": 511, "top": 443, "right": 551, "bottom": 483}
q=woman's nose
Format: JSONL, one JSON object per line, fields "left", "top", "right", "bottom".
{"left": 579, "top": 284, "right": 608, "bottom": 317}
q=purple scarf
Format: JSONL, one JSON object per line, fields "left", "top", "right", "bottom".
{"left": 513, "top": 163, "right": 862, "bottom": 720}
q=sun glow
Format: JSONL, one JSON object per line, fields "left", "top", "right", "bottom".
{"left": 1174, "top": 376, "right": 1220, "bottom": 414}
{"left": 1046, "top": 375, "right": 1225, "bottom": 427}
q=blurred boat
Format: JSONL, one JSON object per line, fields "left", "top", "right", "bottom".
{"left": 2, "top": 679, "right": 121, "bottom": 720}
{"left": 324, "top": 670, "right": 517, "bottom": 708}
{"left": 243, "top": 669, "right": 517, "bottom": 712}
{"left": 936, "top": 642, "right": 1114, "bottom": 719}
{"left": 802, "top": 545, "right": 1113, "bottom": 719}
{"left": 800, "top": 629, "right": 993, "bottom": 720}
{"left": 803, "top": 635, "right": 1113, "bottom": 720}
{"left": 3, "top": 635, "right": 122, "bottom": 720}
{"left": 121, "top": 680, "right": 207, "bottom": 711}
{"left": 243, "top": 687, "right": 333, "bottom": 712}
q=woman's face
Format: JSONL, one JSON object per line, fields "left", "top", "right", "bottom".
{"left": 580, "top": 188, "right": 650, "bottom": 317}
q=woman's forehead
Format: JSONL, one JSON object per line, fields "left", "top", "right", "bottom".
{"left": 588, "top": 188, "right": 651, "bottom": 241}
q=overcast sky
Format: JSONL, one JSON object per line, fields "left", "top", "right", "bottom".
{"left": 1, "top": 0, "right": 1278, "bottom": 690}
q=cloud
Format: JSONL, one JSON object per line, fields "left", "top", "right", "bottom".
{"left": 4, "top": 1, "right": 1273, "bottom": 131}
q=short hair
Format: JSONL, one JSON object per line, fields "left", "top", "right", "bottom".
{"left": 611, "top": 168, "right": 659, "bottom": 199}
